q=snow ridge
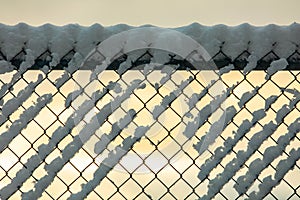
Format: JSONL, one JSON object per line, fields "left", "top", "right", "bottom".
{"left": 187, "top": 88, "right": 207, "bottom": 110}
{"left": 0, "top": 89, "right": 107, "bottom": 199}
{"left": 243, "top": 55, "right": 258, "bottom": 75}
{"left": 201, "top": 121, "right": 277, "bottom": 200}
{"left": 238, "top": 87, "right": 259, "bottom": 108}
{"left": 0, "top": 94, "right": 52, "bottom": 154}
{"left": 68, "top": 126, "right": 149, "bottom": 200}
{"left": 218, "top": 64, "right": 234, "bottom": 76}
{"left": 22, "top": 80, "right": 142, "bottom": 199}
{"left": 197, "top": 103, "right": 271, "bottom": 182}
{"left": 234, "top": 117, "right": 300, "bottom": 196}
{"left": 153, "top": 76, "right": 193, "bottom": 119}
{"left": 247, "top": 147, "right": 300, "bottom": 200}
{"left": 183, "top": 85, "right": 233, "bottom": 140}
{"left": 200, "top": 92, "right": 300, "bottom": 199}
{"left": 65, "top": 88, "right": 83, "bottom": 108}
{"left": 265, "top": 58, "right": 289, "bottom": 79}
{"left": 94, "top": 109, "right": 136, "bottom": 154}
{"left": 0, "top": 23, "right": 299, "bottom": 66}
{"left": 0, "top": 74, "right": 44, "bottom": 125}
{"left": 193, "top": 106, "right": 236, "bottom": 155}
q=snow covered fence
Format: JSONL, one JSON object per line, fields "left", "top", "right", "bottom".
{"left": 0, "top": 24, "right": 299, "bottom": 200}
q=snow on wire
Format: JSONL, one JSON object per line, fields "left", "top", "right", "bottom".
{"left": 0, "top": 24, "right": 299, "bottom": 200}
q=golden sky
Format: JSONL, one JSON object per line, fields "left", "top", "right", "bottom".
{"left": 0, "top": 0, "right": 299, "bottom": 27}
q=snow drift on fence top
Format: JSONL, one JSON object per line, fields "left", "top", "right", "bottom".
{"left": 0, "top": 22, "right": 299, "bottom": 61}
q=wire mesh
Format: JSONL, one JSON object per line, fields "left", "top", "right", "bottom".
{"left": 0, "top": 46, "right": 299, "bottom": 200}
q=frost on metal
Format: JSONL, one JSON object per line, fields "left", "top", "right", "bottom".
{"left": 0, "top": 24, "right": 299, "bottom": 200}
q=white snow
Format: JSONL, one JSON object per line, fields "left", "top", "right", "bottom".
{"left": 153, "top": 91, "right": 176, "bottom": 119}
{"left": 45, "top": 157, "right": 64, "bottom": 173}
{"left": 238, "top": 87, "right": 258, "bottom": 108}
{"left": 65, "top": 88, "right": 83, "bottom": 108}
{"left": 248, "top": 121, "right": 276, "bottom": 149}
{"left": 184, "top": 86, "right": 233, "bottom": 141}
{"left": 275, "top": 104, "right": 289, "bottom": 124}
{"left": 68, "top": 126, "right": 149, "bottom": 200}
{"left": 265, "top": 95, "right": 277, "bottom": 110}
{"left": 0, "top": 88, "right": 107, "bottom": 199}
{"left": 66, "top": 52, "right": 83, "bottom": 74}
{"left": 218, "top": 64, "right": 234, "bottom": 76}
{"left": 49, "top": 53, "right": 59, "bottom": 67}
{"left": 275, "top": 148, "right": 300, "bottom": 180}
{"left": 0, "top": 94, "right": 52, "bottom": 199}
{"left": 41, "top": 65, "right": 49, "bottom": 74}
{"left": 117, "top": 59, "right": 131, "bottom": 75}
{"left": 143, "top": 63, "right": 156, "bottom": 75}
{"left": 137, "top": 82, "right": 146, "bottom": 90}
{"left": 118, "top": 109, "right": 136, "bottom": 129}
{"left": 0, "top": 94, "right": 52, "bottom": 153}
{"left": 23, "top": 80, "right": 141, "bottom": 199}
{"left": 0, "top": 60, "right": 14, "bottom": 74}
{"left": 88, "top": 58, "right": 110, "bottom": 82}
{"left": 153, "top": 76, "right": 193, "bottom": 119}
{"left": 289, "top": 93, "right": 300, "bottom": 108}
{"left": 243, "top": 55, "right": 258, "bottom": 75}
{"left": 283, "top": 88, "right": 300, "bottom": 98}
{"left": 194, "top": 106, "right": 236, "bottom": 154}
{"left": 54, "top": 71, "right": 70, "bottom": 88}
{"left": 107, "top": 81, "right": 122, "bottom": 93}
{"left": 251, "top": 109, "right": 266, "bottom": 124}
{"left": 0, "top": 22, "right": 299, "bottom": 199}
{"left": 0, "top": 52, "right": 45, "bottom": 101}
{"left": 248, "top": 148, "right": 300, "bottom": 200}
{"left": 187, "top": 88, "right": 208, "bottom": 110}
{"left": 49, "top": 30, "right": 74, "bottom": 61}
{"left": 154, "top": 83, "right": 160, "bottom": 90}
{"left": 161, "top": 65, "right": 174, "bottom": 75}
{"left": 0, "top": 23, "right": 299, "bottom": 65}
{"left": 110, "top": 79, "right": 141, "bottom": 111}
{"left": 265, "top": 58, "right": 289, "bottom": 79}
{"left": 94, "top": 109, "right": 136, "bottom": 154}
{"left": 201, "top": 121, "right": 277, "bottom": 199}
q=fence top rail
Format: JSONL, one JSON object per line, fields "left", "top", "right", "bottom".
{"left": 0, "top": 23, "right": 300, "bottom": 71}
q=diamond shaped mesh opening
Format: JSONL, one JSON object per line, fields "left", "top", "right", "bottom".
{"left": 0, "top": 46, "right": 299, "bottom": 200}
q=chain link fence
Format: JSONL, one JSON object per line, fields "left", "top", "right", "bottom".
{"left": 0, "top": 32, "right": 300, "bottom": 200}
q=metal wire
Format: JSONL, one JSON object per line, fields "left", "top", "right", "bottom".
{"left": 0, "top": 47, "right": 299, "bottom": 200}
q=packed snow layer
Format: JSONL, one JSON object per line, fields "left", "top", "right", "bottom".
{"left": 265, "top": 58, "right": 289, "bottom": 79}
{"left": 94, "top": 109, "right": 136, "bottom": 154}
{"left": 69, "top": 126, "right": 149, "bottom": 200}
{"left": 183, "top": 84, "right": 233, "bottom": 140}
{"left": 0, "top": 75, "right": 42, "bottom": 124}
{"left": 197, "top": 104, "right": 271, "bottom": 182}
{"left": 247, "top": 148, "right": 300, "bottom": 200}
{"left": 0, "top": 88, "right": 108, "bottom": 199}
{"left": 193, "top": 106, "right": 236, "bottom": 155}
{"left": 201, "top": 121, "right": 278, "bottom": 200}
{"left": 0, "top": 23, "right": 299, "bottom": 65}
{"left": 234, "top": 117, "right": 300, "bottom": 195}
{"left": 199, "top": 89, "right": 300, "bottom": 199}
{"left": 243, "top": 55, "right": 258, "bottom": 75}
{"left": 22, "top": 79, "right": 142, "bottom": 199}
{"left": 0, "top": 94, "right": 52, "bottom": 154}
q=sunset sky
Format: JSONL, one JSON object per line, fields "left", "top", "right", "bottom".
{"left": 0, "top": 0, "right": 299, "bottom": 27}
